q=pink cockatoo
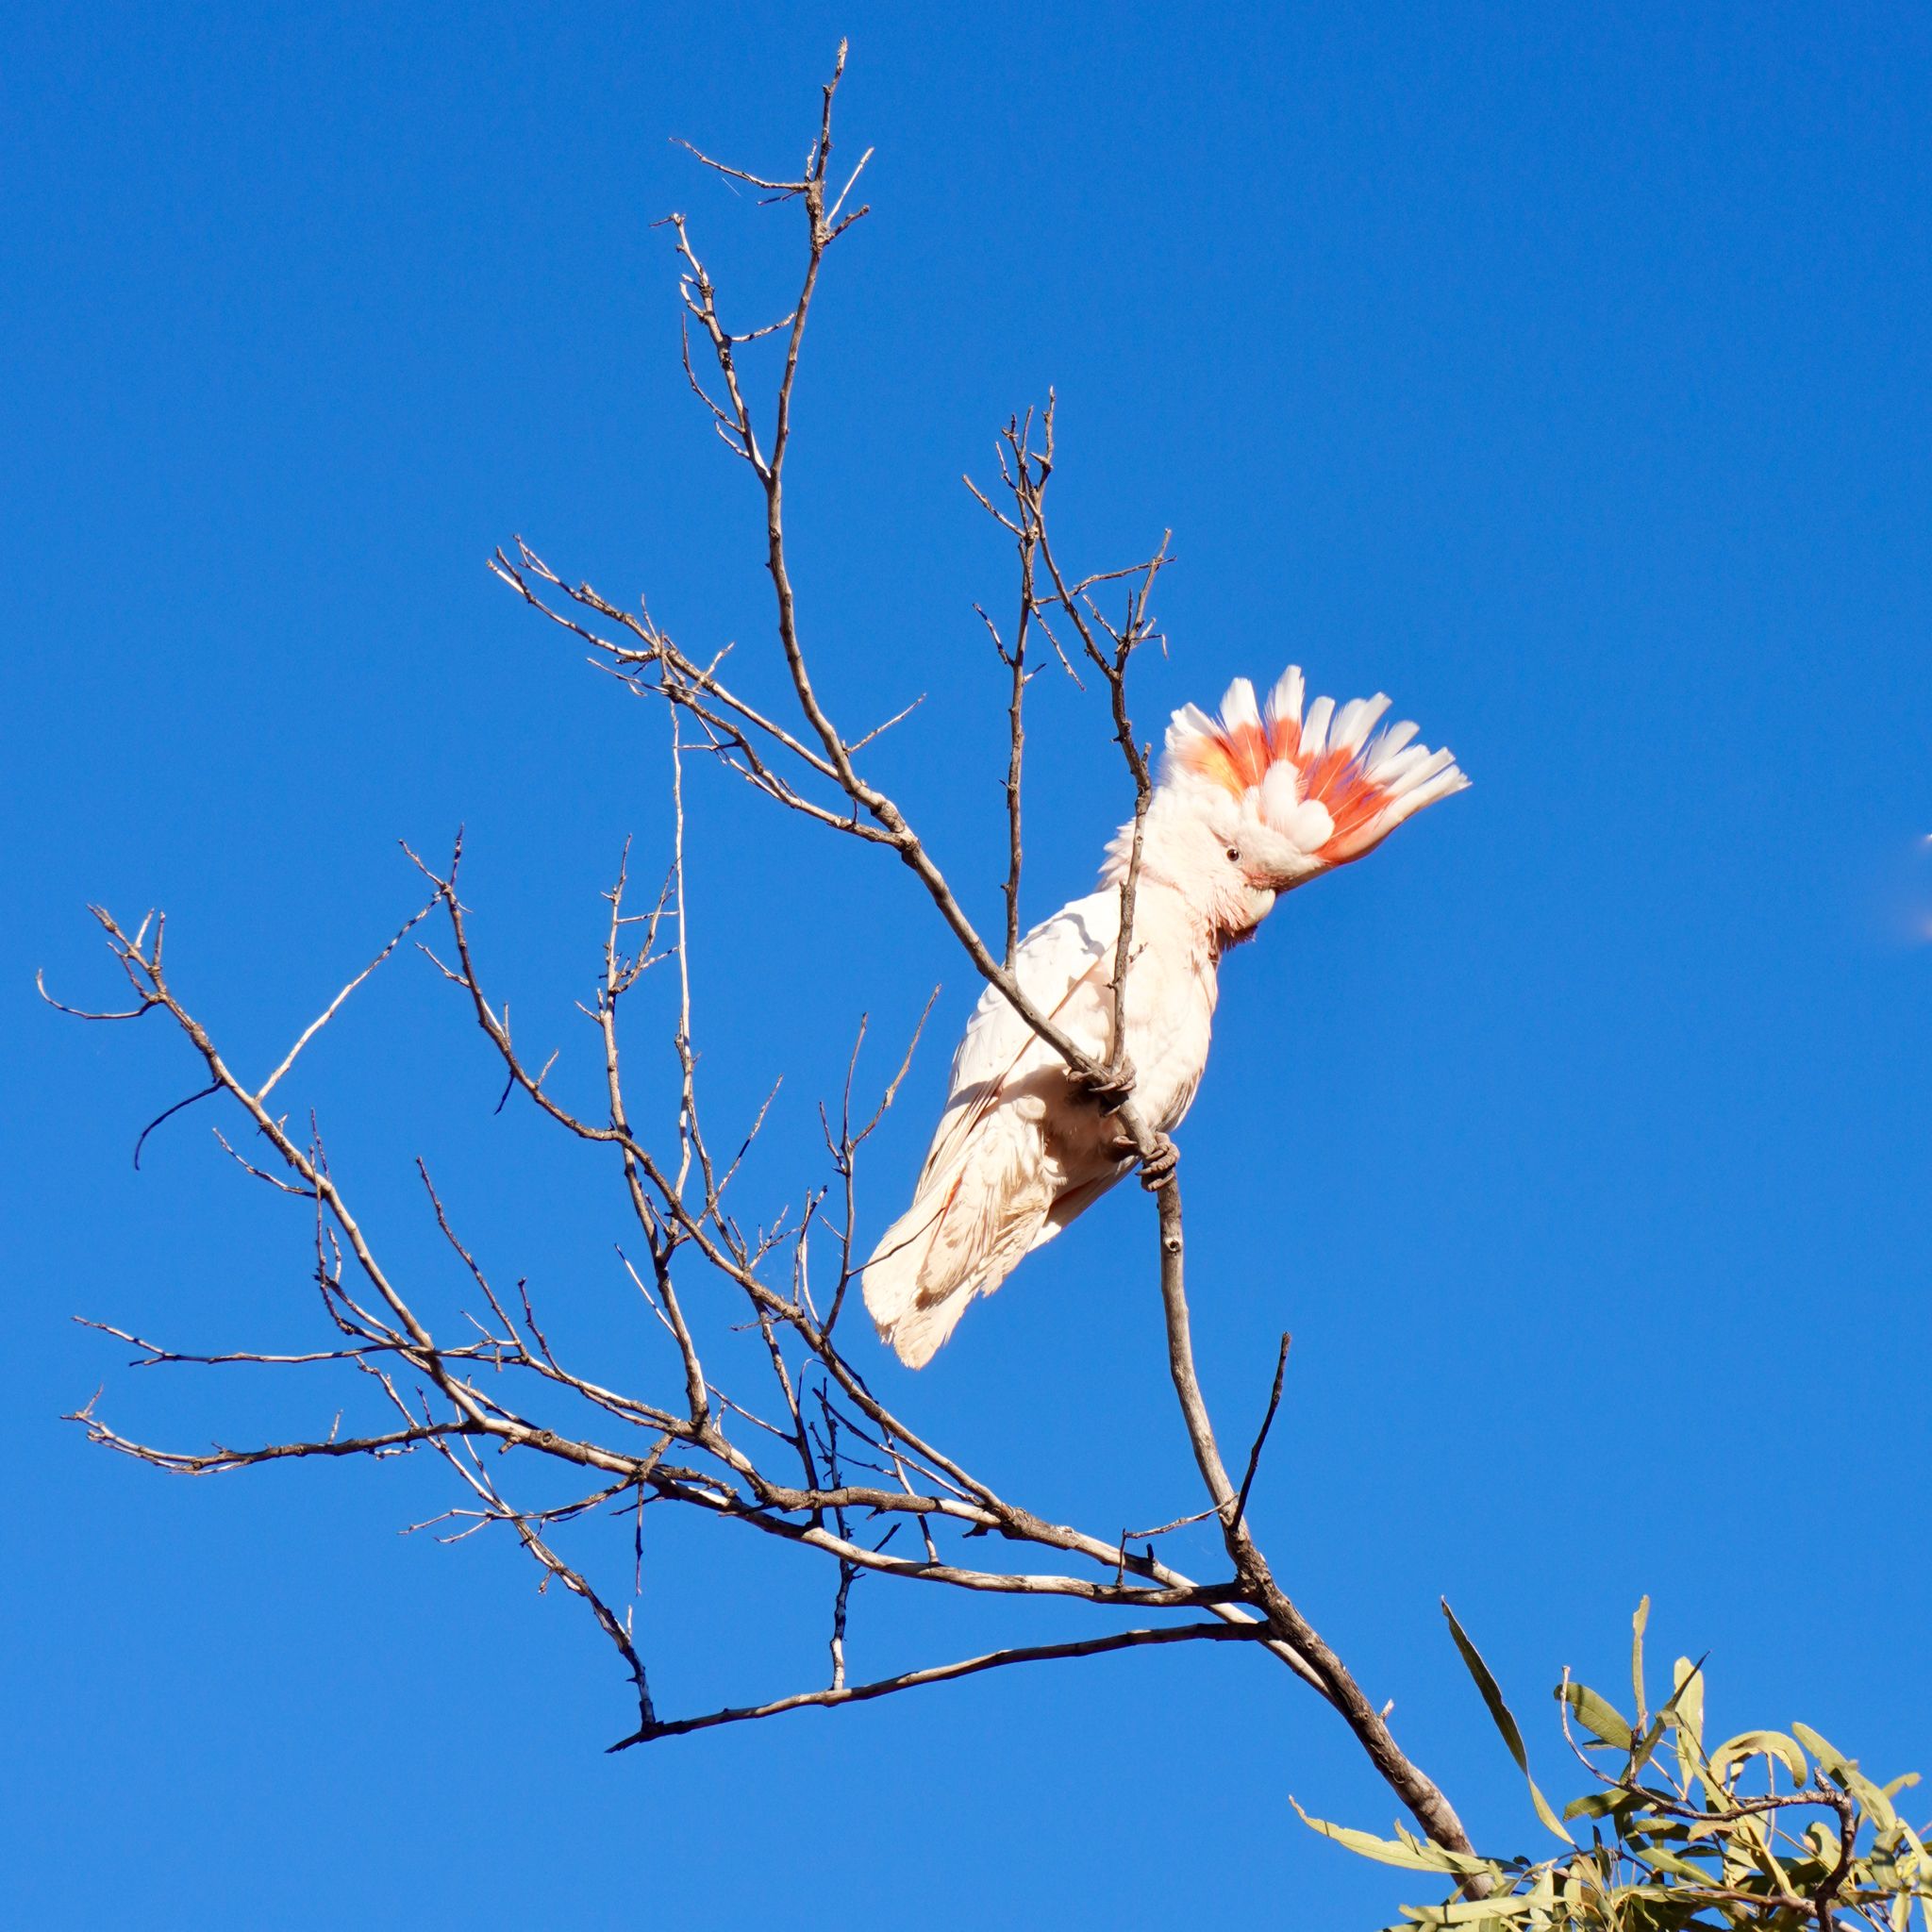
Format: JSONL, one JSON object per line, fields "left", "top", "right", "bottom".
{"left": 861, "top": 667, "right": 1468, "bottom": 1368}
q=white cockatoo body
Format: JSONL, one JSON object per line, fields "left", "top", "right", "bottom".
{"left": 862, "top": 667, "right": 1468, "bottom": 1367}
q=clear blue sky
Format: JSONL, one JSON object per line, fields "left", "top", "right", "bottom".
{"left": 7, "top": 5, "right": 1928, "bottom": 1925}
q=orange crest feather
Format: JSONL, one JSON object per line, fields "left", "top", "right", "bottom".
{"left": 1164, "top": 670, "right": 1467, "bottom": 865}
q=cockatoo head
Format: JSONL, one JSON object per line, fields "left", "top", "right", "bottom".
{"left": 1105, "top": 667, "right": 1468, "bottom": 941}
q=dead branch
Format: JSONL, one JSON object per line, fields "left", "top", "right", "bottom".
{"left": 53, "top": 43, "right": 1480, "bottom": 1874}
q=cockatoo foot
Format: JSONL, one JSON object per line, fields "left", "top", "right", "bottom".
{"left": 1137, "top": 1134, "right": 1178, "bottom": 1191}
{"left": 1071, "top": 1058, "right": 1138, "bottom": 1113}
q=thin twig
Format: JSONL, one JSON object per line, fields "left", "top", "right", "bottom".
{"left": 610, "top": 1621, "right": 1264, "bottom": 1749}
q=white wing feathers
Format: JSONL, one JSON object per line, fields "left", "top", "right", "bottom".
{"left": 919, "top": 892, "right": 1119, "bottom": 1179}
{"left": 861, "top": 891, "right": 1120, "bottom": 1368}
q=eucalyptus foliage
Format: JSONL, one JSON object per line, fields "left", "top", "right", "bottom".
{"left": 1301, "top": 1601, "right": 1930, "bottom": 1930}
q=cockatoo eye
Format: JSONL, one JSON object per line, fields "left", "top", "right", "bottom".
{"left": 1225, "top": 845, "right": 1240, "bottom": 862}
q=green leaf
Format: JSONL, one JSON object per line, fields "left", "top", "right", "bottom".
{"left": 1708, "top": 1730, "right": 1810, "bottom": 1789}
{"left": 1563, "top": 1789, "right": 1630, "bottom": 1822}
{"left": 1850, "top": 1768, "right": 1901, "bottom": 1832}
{"left": 1619, "top": 1652, "right": 1709, "bottom": 1805}
{"left": 1291, "top": 1799, "right": 1496, "bottom": 1877}
{"left": 1636, "top": 1842, "right": 1722, "bottom": 1884}
{"left": 1627, "top": 1706, "right": 1671, "bottom": 1783}
{"left": 1441, "top": 1601, "right": 1575, "bottom": 1845}
{"left": 1631, "top": 1594, "right": 1651, "bottom": 1729}
{"left": 1444, "top": 1601, "right": 1532, "bottom": 1773}
{"left": 1790, "top": 1723, "right": 1901, "bottom": 1829}
{"left": 1792, "top": 1722, "right": 1847, "bottom": 1774}
{"left": 1402, "top": 1897, "right": 1534, "bottom": 1925}
{"left": 1671, "top": 1656, "right": 1708, "bottom": 1798}
{"left": 1557, "top": 1678, "right": 1636, "bottom": 1751}
{"left": 1631, "top": 1817, "right": 1692, "bottom": 1842}
{"left": 1804, "top": 1821, "right": 1840, "bottom": 1864}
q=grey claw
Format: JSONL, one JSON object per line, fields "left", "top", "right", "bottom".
{"left": 1138, "top": 1134, "right": 1178, "bottom": 1191}
{"left": 1073, "top": 1058, "right": 1137, "bottom": 1113}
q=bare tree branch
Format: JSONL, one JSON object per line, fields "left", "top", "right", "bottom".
{"left": 51, "top": 44, "right": 1483, "bottom": 1874}
{"left": 612, "top": 1620, "right": 1265, "bottom": 1750}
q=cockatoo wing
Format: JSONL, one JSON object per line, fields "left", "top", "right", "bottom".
{"left": 916, "top": 888, "right": 1120, "bottom": 1185}
{"left": 862, "top": 889, "right": 1121, "bottom": 1367}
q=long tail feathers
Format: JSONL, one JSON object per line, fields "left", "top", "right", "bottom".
{"left": 861, "top": 1120, "right": 1054, "bottom": 1368}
